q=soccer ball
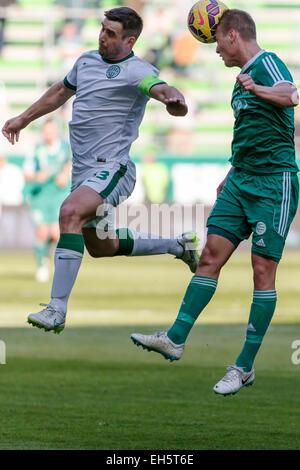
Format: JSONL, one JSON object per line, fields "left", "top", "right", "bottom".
{"left": 187, "top": 0, "right": 228, "bottom": 43}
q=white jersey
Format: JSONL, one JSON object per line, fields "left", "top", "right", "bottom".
{"left": 64, "top": 50, "right": 164, "bottom": 175}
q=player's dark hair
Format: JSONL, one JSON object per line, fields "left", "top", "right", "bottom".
{"left": 218, "top": 9, "right": 256, "bottom": 41}
{"left": 104, "top": 7, "right": 143, "bottom": 40}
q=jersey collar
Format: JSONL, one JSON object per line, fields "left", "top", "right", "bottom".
{"left": 241, "top": 49, "right": 265, "bottom": 74}
{"left": 101, "top": 51, "right": 134, "bottom": 64}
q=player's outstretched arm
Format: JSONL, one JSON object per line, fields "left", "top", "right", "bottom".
{"left": 150, "top": 84, "right": 188, "bottom": 116}
{"left": 2, "top": 81, "right": 75, "bottom": 145}
{"left": 237, "top": 74, "right": 299, "bottom": 108}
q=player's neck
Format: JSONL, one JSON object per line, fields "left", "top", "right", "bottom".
{"left": 101, "top": 49, "right": 133, "bottom": 63}
{"left": 239, "top": 42, "right": 261, "bottom": 69}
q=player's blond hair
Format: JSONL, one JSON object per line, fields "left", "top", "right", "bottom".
{"left": 218, "top": 9, "right": 256, "bottom": 41}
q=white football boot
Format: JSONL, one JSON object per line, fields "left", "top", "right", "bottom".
{"left": 213, "top": 365, "right": 255, "bottom": 396}
{"left": 28, "top": 303, "right": 66, "bottom": 334}
{"left": 177, "top": 232, "right": 200, "bottom": 273}
{"left": 131, "top": 331, "right": 184, "bottom": 362}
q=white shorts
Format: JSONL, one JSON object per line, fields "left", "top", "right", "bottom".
{"left": 71, "top": 159, "right": 136, "bottom": 230}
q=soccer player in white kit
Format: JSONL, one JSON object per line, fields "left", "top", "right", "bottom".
{"left": 2, "top": 7, "right": 199, "bottom": 333}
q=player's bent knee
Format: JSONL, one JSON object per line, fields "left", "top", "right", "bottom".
{"left": 59, "top": 203, "right": 81, "bottom": 227}
{"left": 199, "top": 245, "right": 219, "bottom": 268}
{"left": 252, "top": 257, "right": 277, "bottom": 289}
{"left": 253, "top": 265, "right": 271, "bottom": 283}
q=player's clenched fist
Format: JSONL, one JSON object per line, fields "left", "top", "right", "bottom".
{"left": 236, "top": 74, "right": 256, "bottom": 93}
{"left": 2, "top": 116, "right": 27, "bottom": 145}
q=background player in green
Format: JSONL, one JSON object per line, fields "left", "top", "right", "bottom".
{"left": 131, "top": 9, "right": 299, "bottom": 396}
{"left": 24, "top": 119, "right": 71, "bottom": 282}
{"left": 2, "top": 7, "right": 199, "bottom": 333}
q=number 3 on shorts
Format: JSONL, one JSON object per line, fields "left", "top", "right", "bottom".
{"left": 94, "top": 170, "right": 110, "bottom": 180}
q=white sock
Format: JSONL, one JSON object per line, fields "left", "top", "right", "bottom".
{"left": 129, "top": 230, "right": 183, "bottom": 257}
{"left": 50, "top": 248, "right": 83, "bottom": 314}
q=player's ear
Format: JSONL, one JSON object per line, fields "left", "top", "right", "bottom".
{"left": 126, "top": 35, "right": 136, "bottom": 49}
{"left": 228, "top": 29, "right": 237, "bottom": 44}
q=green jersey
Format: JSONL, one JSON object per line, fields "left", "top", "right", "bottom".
{"left": 230, "top": 49, "right": 298, "bottom": 174}
{"left": 33, "top": 140, "right": 71, "bottom": 182}
{"left": 24, "top": 139, "right": 71, "bottom": 203}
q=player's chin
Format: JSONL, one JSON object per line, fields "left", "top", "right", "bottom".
{"left": 99, "top": 46, "right": 107, "bottom": 57}
{"left": 222, "top": 57, "right": 234, "bottom": 67}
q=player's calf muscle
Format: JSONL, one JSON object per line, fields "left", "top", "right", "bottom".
{"left": 83, "top": 229, "right": 118, "bottom": 257}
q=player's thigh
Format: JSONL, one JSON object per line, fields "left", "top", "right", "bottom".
{"left": 60, "top": 185, "right": 103, "bottom": 226}
{"left": 80, "top": 160, "right": 136, "bottom": 255}
{"left": 206, "top": 176, "right": 251, "bottom": 246}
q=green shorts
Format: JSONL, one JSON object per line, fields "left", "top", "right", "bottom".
{"left": 29, "top": 184, "right": 70, "bottom": 226}
{"left": 207, "top": 168, "right": 299, "bottom": 262}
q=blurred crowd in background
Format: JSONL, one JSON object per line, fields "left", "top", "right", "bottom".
{"left": 0, "top": 0, "right": 300, "bottom": 251}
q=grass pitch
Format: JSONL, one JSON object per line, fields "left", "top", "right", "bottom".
{"left": 0, "top": 251, "right": 300, "bottom": 450}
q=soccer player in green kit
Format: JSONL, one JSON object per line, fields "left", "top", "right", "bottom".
{"left": 24, "top": 119, "right": 71, "bottom": 282}
{"left": 131, "top": 9, "right": 299, "bottom": 396}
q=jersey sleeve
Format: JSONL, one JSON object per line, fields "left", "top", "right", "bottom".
{"left": 64, "top": 58, "right": 79, "bottom": 91}
{"left": 258, "top": 53, "right": 294, "bottom": 87}
{"left": 127, "top": 60, "right": 166, "bottom": 97}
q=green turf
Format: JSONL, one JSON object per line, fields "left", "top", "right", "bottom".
{"left": 0, "top": 251, "right": 300, "bottom": 449}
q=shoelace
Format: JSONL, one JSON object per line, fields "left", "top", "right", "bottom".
{"left": 221, "top": 366, "right": 243, "bottom": 382}
{"left": 154, "top": 332, "right": 166, "bottom": 338}
{"left": 39, "top": 303, "right": 57, "bottom": 318}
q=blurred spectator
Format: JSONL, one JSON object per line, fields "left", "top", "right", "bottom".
{"left": 142, "top": 152, "right": 170, "bottom": 204}
{"left": 172, "top": 31, "right": 199, "bottom": 74}
{"left": 0, "top": 150, "right": 25, "bottom": 250}
{"left": 57, "top": 20, "right": 84, "bottom": 74}
{"left": 55, "top": 0, "right": 98, "bottom": 36}
{"left": 23, "top": 119, "right": 72, "bottom": 282}
{"left": 0, "top": 154, "right": 24, "bottom": 207}
{"left": 126, "top": 1, "right": 145, "bottom": 15}
{"left": 143, "top": 34, "right": 174, "bottom": 70}
{"left": 0, "top": 0, "right": 17, "bottom": 55}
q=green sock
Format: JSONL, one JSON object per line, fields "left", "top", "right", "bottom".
{"left": 235, "top": 290, "right": 277, "bottom": 372}
{"left": 167, "top": 276, "right": 217, "bottom": 345}
{"left": 115, "top": 228, "right": 134, "bottom": 255}
{"left": 35, "top": 241, "right": 48, "bottom": 267}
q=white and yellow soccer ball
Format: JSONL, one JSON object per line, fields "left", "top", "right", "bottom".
{"left": 187, "top": 0, "right": 228, "bottom": 43}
